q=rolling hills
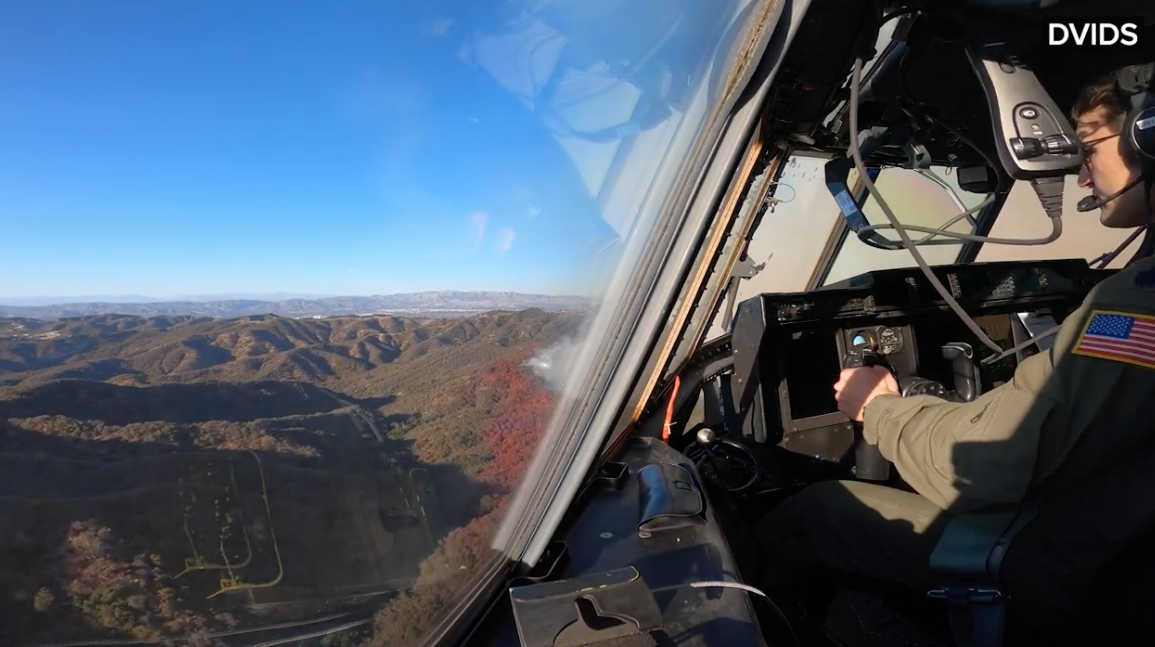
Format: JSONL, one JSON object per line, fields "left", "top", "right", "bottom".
{"left": 0, "top": 309, "right": 583, "bottom": 645}
{"left": 0, "top": 291, "right": 591, "bottom": 320}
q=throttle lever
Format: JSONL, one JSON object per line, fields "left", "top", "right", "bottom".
{"left": 942, "top": 342, "right": 981, "bottom": 402}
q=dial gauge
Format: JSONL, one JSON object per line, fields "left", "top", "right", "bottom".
{"left": 878, "top": 327, "right": 902, "bottom": 355}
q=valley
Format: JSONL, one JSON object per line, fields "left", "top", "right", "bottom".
{"left": 0, "top": 309, "right": 581, "bottom": 646}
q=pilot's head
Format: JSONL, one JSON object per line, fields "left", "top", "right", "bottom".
{"left": 1072, "top": 68, "right": 1155, "bottom": 229}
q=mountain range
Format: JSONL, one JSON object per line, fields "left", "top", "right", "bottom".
{"left": 0, "top": 291, "right": 591, "bottom": 320}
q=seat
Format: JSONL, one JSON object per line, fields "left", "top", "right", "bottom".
{"left": 927, "top": 441, "right": 1155, "bottom": 647}
{"left": 925, "top": 507, "right": 1035, "bottom": 647}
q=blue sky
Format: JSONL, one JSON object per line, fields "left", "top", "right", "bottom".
{"left": 0, "top": 0, "right": 631, "bottom": 299}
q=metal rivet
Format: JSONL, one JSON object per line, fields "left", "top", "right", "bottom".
{"left": 600, "top": 532, "right": 613, "bottom": 539}
{"left": 638, "top": 531, "right": 652, "bottom": 539}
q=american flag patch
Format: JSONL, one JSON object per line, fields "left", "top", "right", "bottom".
{"left": 1072, "top": 310, "right": 1155, "bottom": 369}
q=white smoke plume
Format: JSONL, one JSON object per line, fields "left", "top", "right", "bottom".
{"left": 524, "top": 336, "right": 581, "bottom": 394}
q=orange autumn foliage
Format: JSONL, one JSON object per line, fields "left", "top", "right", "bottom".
{"left": 368, "top": 350, "right": 558, "bottom": 646}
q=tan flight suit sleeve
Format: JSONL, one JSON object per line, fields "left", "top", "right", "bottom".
{"left": 861, "top": 257, "right": 1155, "bottom": 513}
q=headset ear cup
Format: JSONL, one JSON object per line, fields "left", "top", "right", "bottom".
{"left": 1121, "top": 108, "right": 1143, "bottom": 169}
{"left": 1115, "top": 64, "right": 1155, "bottom": 167}
{"left": 1127, "top": 105, "right": 1155, "bottom": 163}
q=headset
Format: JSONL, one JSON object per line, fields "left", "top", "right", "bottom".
{"left": 1121, "top": 63, "right": 1155, "bottom": 167}
{"left": 1076, "top": 62, "right": 1155, "bottom": 213}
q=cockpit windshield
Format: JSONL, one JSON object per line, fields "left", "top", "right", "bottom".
{"left": 713, "top": 152, "right": 1142, "bottom": 334}
{"left": 0, "top": 1, "right": 756, "bottom": 645}
{"left": 821, "top": 165, "right": 989, "bottom": 285}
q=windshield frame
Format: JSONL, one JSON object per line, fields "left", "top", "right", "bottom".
{"left": 585, "top": 0, "right": 815, "bottom": 462}
{"left": 397, "top": 2, "right": 800, "bottom": 644}
{"left": 487, "top": 0, "right": 795, "bottom": 581}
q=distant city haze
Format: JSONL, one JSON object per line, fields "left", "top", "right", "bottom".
{"left": 0, "top": 291, "right": 590, "bottom": 320}
{"left": 0, "top": 293, "right": 332, "bottom": 306}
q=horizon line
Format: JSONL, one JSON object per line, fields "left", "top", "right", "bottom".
{"left": 0, "top": 289, "right": 592, "bottom": 303}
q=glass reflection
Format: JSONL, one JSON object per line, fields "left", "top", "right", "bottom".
{"left": 0, "top": 1, "right": 756, "bottom": 646}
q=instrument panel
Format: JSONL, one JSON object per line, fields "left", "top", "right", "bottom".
{"left": 844, "top": 325, "right": 905, "bottom": 356}
{"left": 730, "top": 259, "right": 1112, "bottom": 455}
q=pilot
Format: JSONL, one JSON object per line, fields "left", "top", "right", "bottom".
{"left": 755, "top": 64, "right": 1155, "bottom": 622}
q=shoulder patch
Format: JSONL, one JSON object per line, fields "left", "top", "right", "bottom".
{"left": 1072, "top": 309, "right": 1155, "bottom": 370}
{"left": 1134, "top": 267, "right": 1155, "bottom": 289}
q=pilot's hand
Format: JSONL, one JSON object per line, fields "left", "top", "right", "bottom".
{"left": 834, "top": 366, "right": 899, "bottom": 422}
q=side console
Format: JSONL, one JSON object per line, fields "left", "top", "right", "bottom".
{"left": 728, "top": 259, "right": 1113, "bottom": 470}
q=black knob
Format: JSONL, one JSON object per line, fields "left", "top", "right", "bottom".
{"left": 1010, "top": 137, "right": 1046, "bottom": 160}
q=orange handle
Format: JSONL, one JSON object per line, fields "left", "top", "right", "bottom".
{"left": 661, "top": 375, "right": 681, "bottom": 443}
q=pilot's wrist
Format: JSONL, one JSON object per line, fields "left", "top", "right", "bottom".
{"left": 861, "top": 393, "right": 902, "bottom": 443}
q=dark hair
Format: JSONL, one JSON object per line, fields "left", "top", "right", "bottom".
{"left": 1070, "top": 70, "right": 1132, "bottom": 129}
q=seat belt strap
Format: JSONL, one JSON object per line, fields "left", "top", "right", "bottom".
{"left": 927, "top": 504, "right": 1038, "bottom": 647}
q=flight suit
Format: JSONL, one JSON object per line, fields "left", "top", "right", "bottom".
{"left": 755, "top": 254, "right": 1155, "bottom": 618}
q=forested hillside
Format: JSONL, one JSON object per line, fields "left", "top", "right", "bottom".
{"left": 0, "top": 309, "right": 581, "bottom": 646}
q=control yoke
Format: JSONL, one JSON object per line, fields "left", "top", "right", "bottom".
{"left": 842, "top": 340, "right": 983, "bottom": 482}
{"left": 842, "top": 344, "right": 893, "bottom": 483}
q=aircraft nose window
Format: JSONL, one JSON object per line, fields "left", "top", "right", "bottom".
{"left": 0, "top": 1, "right": 749, "bottom": 645}
{"left": 822, "top": 167, "right": 988, "bottom": 286}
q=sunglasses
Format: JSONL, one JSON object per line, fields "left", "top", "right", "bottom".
{"left": 1080, "top": 132, "right": 1121, "bottom": 167}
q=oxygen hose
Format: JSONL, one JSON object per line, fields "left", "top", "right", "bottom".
{"left": 846, "top": 58, "right": 1064, "bottom": 250}
{"left": 1091, "top": 226, "right": 1145, "bottom": 268}
{"left": 848, "top": 57, "right": 1006, "bottom": 356}
{"left": 855, "top": 190, "right": 1063, "bottom": 247}
{"left": 652, "top": 581, "right": 800, "bottom": 647}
